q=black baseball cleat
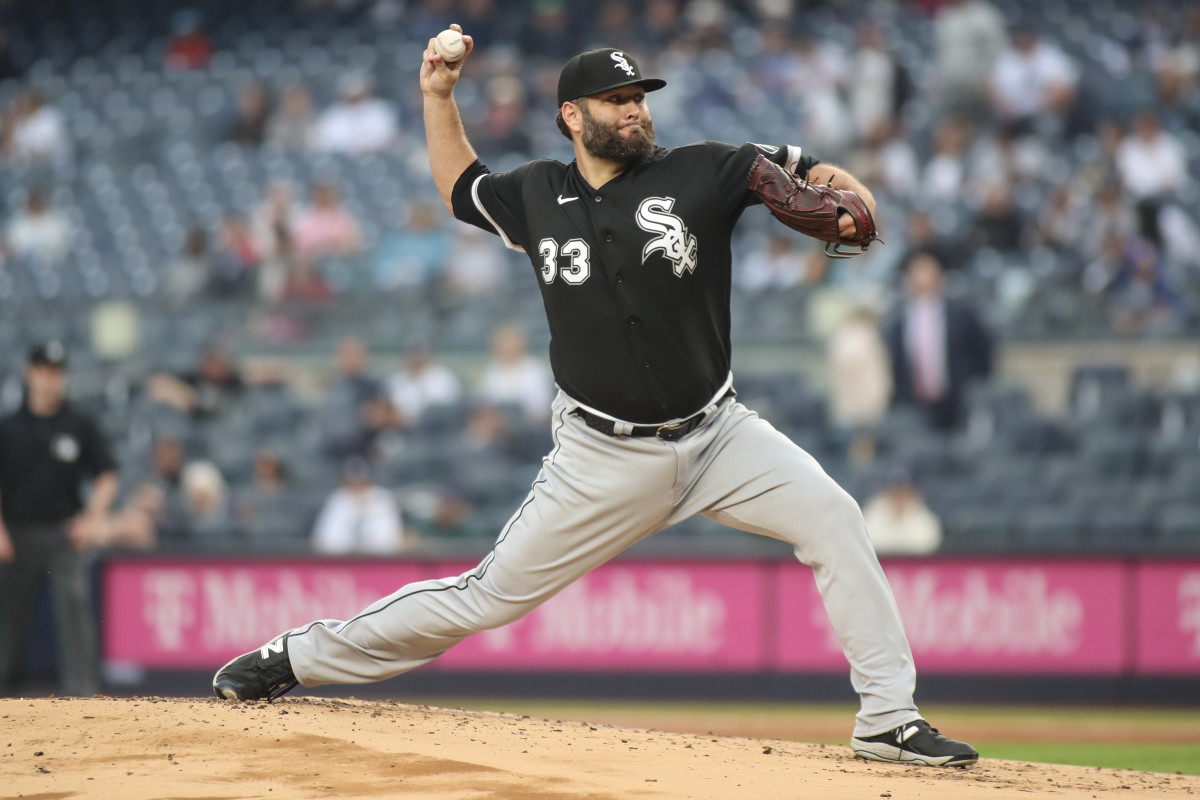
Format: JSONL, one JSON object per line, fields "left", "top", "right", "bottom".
{"left": 851, "top": 719, "right": 978, "bottom": 767}
{"left": 212, "top": 634, "right": 298, "bottom": 701}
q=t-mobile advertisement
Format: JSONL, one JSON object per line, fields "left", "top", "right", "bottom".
{"left": 103, "top": 556, "right": 1200, "bottom": 676}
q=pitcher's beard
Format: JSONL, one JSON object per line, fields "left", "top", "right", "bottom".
{"left": 580, "top": 105, "right": 657, "bottom": 166}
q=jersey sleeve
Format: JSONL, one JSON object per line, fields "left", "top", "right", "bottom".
{"left": 707, "top": 141, "right": 819, "bottom": 215}
{"left": 450, "top": 159, "right": 536, "bottom": 253}
{"left": 79, "top": 415, "right": 117, "bottom": 477}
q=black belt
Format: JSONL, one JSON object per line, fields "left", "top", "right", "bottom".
{"left": 571, "top": 389, "right": 735, "bottom": 442}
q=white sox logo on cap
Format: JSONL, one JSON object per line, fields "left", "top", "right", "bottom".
{"left": 611, "top": 51, "right": 635, "bottom": 77}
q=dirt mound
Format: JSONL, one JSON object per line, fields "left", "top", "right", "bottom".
{"left": 2, "top": 696, "right": 1196, "bottom": 799}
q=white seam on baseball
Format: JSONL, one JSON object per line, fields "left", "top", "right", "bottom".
{"left": 471, "top": 174, "right": 525, "bottom": 253}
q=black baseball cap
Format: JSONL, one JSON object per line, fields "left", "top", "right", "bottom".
{"left": 28, "top": 339, "right": 68, "bottom": 368}
{"left": 557, "top": 48, "right": 666, "bottom": 106}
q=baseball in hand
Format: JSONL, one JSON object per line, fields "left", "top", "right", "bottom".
{"left": 434, "top": 29, "right": 467, "bottom": 62}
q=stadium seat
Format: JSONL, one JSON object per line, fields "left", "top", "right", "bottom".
{"left": 1153, "top": 505, "right": 1200, "bottom": 554}
{"left": 1014, "top": 504, "right": 1087, "bottom": 554}
{"left": 1087, "top": 506, "right": 1156, "bottom": 555}
{"left": 941, "top": 506, "right": 1015, "bottom": 554}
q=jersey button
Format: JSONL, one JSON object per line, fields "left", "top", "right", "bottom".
{"left": 643, "top": 361, "right": 651, "bottom": 368}
{"left": 615, "top": 273, "right": 623, "bottom": 282}
{"left": 593, "top": 196, "right": 602, "bottom": 203}
{"left": 627, "top": 317, "right": 637, "bottom": 326}
{"left": 605, "top": 234, "right": 613, "bottom": 242}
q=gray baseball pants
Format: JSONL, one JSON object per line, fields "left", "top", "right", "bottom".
{"left": 287, "top": 390, "right": 920, "bottom": 737}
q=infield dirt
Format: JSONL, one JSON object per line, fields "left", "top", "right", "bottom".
{"left": 2, "top": 696, "right": 1197, "bottom": 799}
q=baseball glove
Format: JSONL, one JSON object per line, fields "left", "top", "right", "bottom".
{"left": 747, "top": 154, "right": 882, "bottom": 258}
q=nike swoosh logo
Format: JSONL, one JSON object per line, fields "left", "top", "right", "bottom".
{"left": 557, "top": 195, "right": 579, "bottom": 205}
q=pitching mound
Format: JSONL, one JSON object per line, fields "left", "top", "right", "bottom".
{"left": 2, "top": 696, "right": 1197, "bottom": 799}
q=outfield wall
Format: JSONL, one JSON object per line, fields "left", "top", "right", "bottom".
{"left": 102, "top": 556, "right": 1200, "bottom": 678}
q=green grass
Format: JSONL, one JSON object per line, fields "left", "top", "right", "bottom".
{"left": 411, "top": 697, "right": 1200, "bottom": 776}
{"left": 978, "top": 743, "right": 1200, "bottom": 776}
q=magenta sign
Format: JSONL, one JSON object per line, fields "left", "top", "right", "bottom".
{"left": 1135, "top": 562, "right": 1200, "bottom": 674}
{"left": 102, "top": 556, "right": 1198, "bottom": 676}
{"left": 104, "top": 559, "right": 432, "bottom": 668}
{"left": 434, "top": 561, "right": 769, "bottom": 671}
{"left": 775, "top": 560, "right": 1128, "bottom": 674}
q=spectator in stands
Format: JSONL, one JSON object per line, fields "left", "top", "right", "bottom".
{"left": 1150, "top": 8, "right": 1200, "bottom": 114}
{"left": 862, "top": 467, "right": 943, "bottom": 556}
{"left": 896, "top": 209, "right": 956, "bottom": 274}
{"left": 1105, "top": 236, "right": 1185, "bottom": 337}
{"left": 439, "top": 225, "right": 511, "bottom": 300}
{"left": 312, "top": 457, "right": 405, "bottom": 555}
{"left": 106, "top": 483, "right": 164, "bottom": 551}
{"left": 1076, "top": 119, "right": 1124, "bottom": 193}
{"left": 266, "top": 85, "right": 317, "bottom": 151}
{"left": 140, "top": 434, "right": 190, "bottom": 538}
{"left": 312, "top": 73, "right": 398, "bottom": 155}
{"left": 473, "top": 75, "right": 533, "bottom": 160}
{"left": 786, "top": 32, "right": 852, "bottom": 157}
{"left": 737, "top": 232, "right": 806, "bottom": 293}
{"left": 849, "top": 22, "right": 905, "bottom": 144}
{"left": 922, "top": 119, "right": 969, "bottom": 203}
{"left": 884, "top": 251, "right": 995, "bottom": 431}
{"left": 1081, "top": 185, "right": 1137, "bottom": 262}
{"left": 1035, "top": 183, "right": 1089, "bottom": 255}
{"left": 321, "top": 336, "right": 396, "bottom": 460}
{"left": 373, "top": 202, "right": 450, "bottom": 290}
{"left": 1115, "top": 111, "right": 1188, "bottom": 201}
{"left": 386, "top": 343, "right": 463, "bottom": 431}
{"left": 850, "top": 119, "right": 920, "bottom": 203}
{"left": 988, "top": 22, "right": 1078, "bottom": 136}
{"left": 162, "top": 225, "right": 212, "bottom": 307}
{"left": 479, "top": 323, "right": 553, "bottom": 425}
{"left": 227, "top": 82, "right": 271, "bottom": 148}
{"left": 828, "top": 303, "right": 892, "bottom": 466}
{"left": 179, "top": 460, "right": 231, "bottom": 538}
{"left": 968, "top": 183, "right": 1027, "bottom": 256}
{"left": 251, "top": 181, "right": 299, "bottom": 304}
{"left": 212, "top": 213, "right": 261, "bottom": 298}
{"left": 145, "top": 347, "right": 247, "bottom": 421}
{"left": 5, "top": 188, "right": 71, "bottom": 267}
{"left": 234, "top": 447, "right": 292, "bottom": 535}
{"left": 933, "top": 0, "right": 1008, "bottom": 115}
{"left": 163, "top": 8, "right": 213, "bottom": 71}
{"left": 279, "top": 253, "right": 333, "bottom": 306}
{"left": 293, "top": 181, "right": 362, "bottom": 260}
{"left": 1, "top": 90, "right": 71, "bottom": 172}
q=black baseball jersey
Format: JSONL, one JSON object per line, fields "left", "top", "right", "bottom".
{"left": 0, "top": 401, "right": 117, "bottom": 525}
{"left": 452, "top": 141, "right": 816, "bottom": 423}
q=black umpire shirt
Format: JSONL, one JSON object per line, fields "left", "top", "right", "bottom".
{"left": 451, "top": 141, "right": 817, "bottom": 423}
{"left": 0, "top": 400, "right": 116, "bottom": 526}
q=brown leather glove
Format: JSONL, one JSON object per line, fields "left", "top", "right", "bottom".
{"left": 747, "top": 154, "right": 882, "bottom": 258}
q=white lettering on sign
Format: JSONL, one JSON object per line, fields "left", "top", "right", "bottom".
{"left": 1180, "top": 574, "right": 1200, "bottom": 657}
{"left": 532, "top": 571, "right": 726, "bottom": 654}
{"left": 142, "top": 570, "right": 196, "bottom": 652}
{"left": 137, "top": 569, "right": 381, "bottom": 651}
{"left": 815, "top": 570, "right": 1085, "bottom": 657}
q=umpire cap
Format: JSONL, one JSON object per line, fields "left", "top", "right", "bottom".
{"left": 557, "top": 48, "right": 666, "bottom": 105}
{"left": 27, "top": 339, "right": 68, "bottom": 368}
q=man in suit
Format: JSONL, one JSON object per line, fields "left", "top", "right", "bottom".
{"left": 884, "top": 251, "right": 994, "bottom": 430}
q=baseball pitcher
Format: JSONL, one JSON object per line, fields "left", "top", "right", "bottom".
{"left": 214, "top": 26, "right": 977, "bottom": 768}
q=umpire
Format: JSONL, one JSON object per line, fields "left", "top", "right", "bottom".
{"left": 0, "top": 341, "right": 118, "bottom": 696}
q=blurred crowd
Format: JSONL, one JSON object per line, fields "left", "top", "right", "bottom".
{"left": 0, "top": 0, "right": 1197, "bottom": 555}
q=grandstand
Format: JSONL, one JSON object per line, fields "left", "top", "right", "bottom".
{"left": 0, "top": 0, "right": 1197, "bottom": 556}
